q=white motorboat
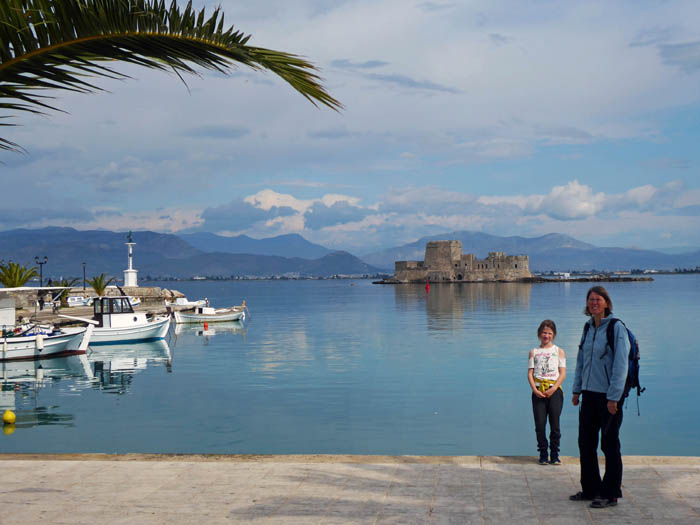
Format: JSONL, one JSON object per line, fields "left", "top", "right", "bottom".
{"left": 1, "top": 324, "right": 94, "bottom": 361}
{"left": 173, "top": 302, "right": 247, "bottom": 324}
{"left": 67, "top": 296, "right": 93, "bottom": 307}
{"left": 80, "top": 296, "right": 170, "bottom": 344}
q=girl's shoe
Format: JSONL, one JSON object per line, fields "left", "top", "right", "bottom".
{"left": 549, "top": 455, "right": 561, "bottom": 465}
{"left": 538, "top": 453, "right": 548, "bottom": 465}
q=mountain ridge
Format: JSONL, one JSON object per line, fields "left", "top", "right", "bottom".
{"left": 0, "top": 227, "right": 698, "bottom": 277}
{"left": 362, "top": 231, "right": 700, "bottom": 271}
{"left": 177, "top": 232, "right": 331, "bottom": 259}
{"left": 0, "top": 228, "right": 382, "bottom": 279}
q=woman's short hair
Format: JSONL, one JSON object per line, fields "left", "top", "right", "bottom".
{"left": 537, "top": 319, "right": 557, "bottom": 337}
{"left": 585, "top": 285, "right": 613, "bottom": 317}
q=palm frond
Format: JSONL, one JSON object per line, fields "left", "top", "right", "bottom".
{"left": 0, "top": 261, "right": 38, "bottom": 287}
{"left": 0, "top": 0, "right": 342, "bottom": 152}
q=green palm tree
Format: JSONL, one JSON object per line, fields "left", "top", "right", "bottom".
{"left": 0, "top": 0, "right": 342, "bottom": 152}
{"left": 0, "top": 261, "right": 39, "bottom": 287}
{"left": 86, "top": 273, "right": 114, "bottom": 296}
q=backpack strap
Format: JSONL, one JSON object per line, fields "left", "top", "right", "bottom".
{"left": 579, "top": 321, "right": 591, "bottom": 350}
{"left": 606, "top": 318, "right": 619, "bottom": 355}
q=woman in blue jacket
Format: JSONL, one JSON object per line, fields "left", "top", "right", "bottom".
{"left": 570, "top": 286, "right": 628, "bottom": 509}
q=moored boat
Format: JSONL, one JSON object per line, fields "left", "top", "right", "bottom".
{"left": 173, "top": 302, "right": 247, "bottom": 324}
{"left": 1, "top": 324, "right": 94, "bottom": 361}
{"left": 67, "top": 296, "right": 170, "bottom": 344}
{"left": 67, "top": 296, "right": 93, "bottom": 307}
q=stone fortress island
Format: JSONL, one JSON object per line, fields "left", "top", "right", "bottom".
{"left": 389, "top": 240, "right": 531, "bottom": 283}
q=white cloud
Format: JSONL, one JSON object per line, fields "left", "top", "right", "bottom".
{"left": 3, "top": 1, "right": 700, "bottom": 251}
{"left": 244, "top": 190, "right": 314, "bottom": 213}
{"left": 478, "top": 180, "right": 606, "bottom": 220}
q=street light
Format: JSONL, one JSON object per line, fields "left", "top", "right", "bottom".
{"left": 34, "top": 256, "right": 48, "bottom": 287}
{"left": 82, "top": 262, "right": 86, "bottom": 290}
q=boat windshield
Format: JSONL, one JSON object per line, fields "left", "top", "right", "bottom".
{"left": 94, "top": 297, "right": 135, "bottom": 315}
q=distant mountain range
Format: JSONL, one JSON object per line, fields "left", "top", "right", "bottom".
{"left": 0, "top": 228, "right": 698, "bottom": 280}
{"left": 362, "top": 231, "right": 700, "bottom": 271}
{"left": 178, "top": 232, "right": 332, "bottom": 259}
{"left": 0, "top": 228, "right": 383, "bottom": 279}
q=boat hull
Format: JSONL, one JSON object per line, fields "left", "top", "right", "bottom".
{"left": 1, "top": 327, "right": 88, "bottom": 361}
{"left": 90, "top": 316, "right": 171, "bottom": 345}
{"left": 173, "top": 310, "right": 245, "bottom": 324}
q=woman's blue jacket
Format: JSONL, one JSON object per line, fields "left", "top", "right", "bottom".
{"left": 572, "top": 316, "right": 629, "bottom": 402}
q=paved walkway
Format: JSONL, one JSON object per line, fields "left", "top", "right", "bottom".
{"left": 0, "top": 454, "right": 698, "bottom": 524}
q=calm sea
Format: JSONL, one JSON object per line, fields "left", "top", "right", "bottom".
{"left": 1, "top": 275, "right": 697, "bottom": 456}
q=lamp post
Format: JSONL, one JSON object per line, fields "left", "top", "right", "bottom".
{"left": 82, "top": 262, "right": 86, "bottom": 290}
{"left": 34, "top": 256, "right": 48, "bottom": 287}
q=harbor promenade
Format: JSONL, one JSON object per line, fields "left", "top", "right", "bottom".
{"left": 0, "top": 454, "right": 697, "bottom": 523}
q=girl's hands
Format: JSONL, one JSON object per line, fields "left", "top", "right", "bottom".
{"left": 544, "top": 387, "right": 557, "bottom": 397}
{"left": 533, "top": 389, "right": 546, "bottom": 398}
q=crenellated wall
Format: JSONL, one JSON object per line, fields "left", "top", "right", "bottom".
{"left": 393, "top": 241, "right": 531, "bottom": 282}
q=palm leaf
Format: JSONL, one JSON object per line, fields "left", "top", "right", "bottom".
{"left": 0, "top": 0, "right": 342, "bottom": 152}
{"left": 86, "top": 273, "right": 114, "bottom": 296}
{"left": 0, "top": 261, "right": 38, "bottom": 287}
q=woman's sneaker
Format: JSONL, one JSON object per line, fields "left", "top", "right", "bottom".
{"left": 538, "top": 453, "right": 548, "bottom": 465}
{"left": 549, "top": 454, "right": 561, "bottom": 465}
{"left": 591, "top": 497, "right": 617, "bottom": 508}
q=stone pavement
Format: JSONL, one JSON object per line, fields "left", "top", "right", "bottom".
{"left": 0, "top": 454, "right": 698, "bottom": 524}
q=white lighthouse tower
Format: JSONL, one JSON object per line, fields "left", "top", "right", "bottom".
{"left": 124, "top": 231, "right": 138, "bottom": 287}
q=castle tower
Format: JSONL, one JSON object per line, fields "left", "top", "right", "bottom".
{"left": 124, "top": 231, "right": 138, "bottom": 287}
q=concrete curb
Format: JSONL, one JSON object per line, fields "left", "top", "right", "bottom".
{"left": 1, "top": 453, "right": 698, "bottom": 464}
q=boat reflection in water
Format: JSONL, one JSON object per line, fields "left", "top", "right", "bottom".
{"left": 87, "top": 339, "right": 172, "bottom": 394}
{"left": 0, "top": 354, "right": 95, "bottom": 431}
{"left": 173, "top": 320, "right": 246, "bottom": 346}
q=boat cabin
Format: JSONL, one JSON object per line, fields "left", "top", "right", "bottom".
{"left": 194, "top": 306, "right": 218, "bottom": 315}
{"left": 93, "top": 296, "right": 147, "bottom": 328}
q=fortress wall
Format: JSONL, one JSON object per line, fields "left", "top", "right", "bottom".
{"left": 394, "top": 260, "right": 427, "bottom": 282}
{"left": 391, "top": 240, "right": 531, "bottom": 282}
{"left": 424, "top": 241, "right": 461, "bottom": 270}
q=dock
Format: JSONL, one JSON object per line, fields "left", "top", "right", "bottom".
{"left": 0, "top": 454, "right": 697, "bottom": 523}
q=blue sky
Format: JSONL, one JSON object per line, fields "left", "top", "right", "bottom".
{"left": 2, "top": 0, "right": 700, "bottom": 255}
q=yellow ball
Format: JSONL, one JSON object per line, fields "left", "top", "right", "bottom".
{"left": 2, "top": 424, "right": 15, "bottom": 436}
{"left": 2, "top": 410, "right": 16, "bottom": 425}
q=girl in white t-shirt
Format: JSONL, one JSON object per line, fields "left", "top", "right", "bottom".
{"left": 528, "top": 319, "right": 567, "bottom": 465}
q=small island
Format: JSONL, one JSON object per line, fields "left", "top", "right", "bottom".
{"left": 376, "top": 240, "right": 653, "bottom": 284}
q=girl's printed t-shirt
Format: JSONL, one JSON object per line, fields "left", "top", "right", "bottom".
{"left": 528, "top": 345, "right": 566, "bottom": 383}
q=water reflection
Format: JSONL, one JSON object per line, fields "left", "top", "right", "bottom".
{"left": 394, "top": 283, "right": 533, "bottom": 330}
{"left": 173, "top": 321, "right": 246, "bottom": 346}
{"left": 87, "top": 339, "right": 172, "bottom": 394}
{"left": 0, "top": 354, "right": 95, "bottom": 429}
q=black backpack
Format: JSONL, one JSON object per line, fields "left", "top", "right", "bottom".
{"left": 580, "top": 318, "right": 645, "bottom": 410}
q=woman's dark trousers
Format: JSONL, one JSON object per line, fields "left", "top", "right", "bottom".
{"left": 578, "top": 391, "right": 624, "bottom": 499}
{"left": 532, "top": 389, "right": 563, "bottom": 457}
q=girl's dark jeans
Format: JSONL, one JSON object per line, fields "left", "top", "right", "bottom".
{"left": 532, "top": 388, "right": 563, "bottom": 456}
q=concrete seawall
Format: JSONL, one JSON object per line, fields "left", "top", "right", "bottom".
{"left": 1, "top": 454, "right": 697, "bottom": 523}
